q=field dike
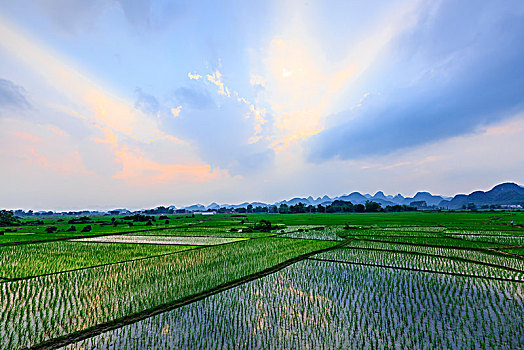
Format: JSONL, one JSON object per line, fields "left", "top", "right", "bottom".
{"left": 28, "top": 240, "right": 348, "bottom": 350}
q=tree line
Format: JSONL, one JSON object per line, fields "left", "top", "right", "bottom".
{"left": 231, "top": 201, "right": 417, "bottom": 214}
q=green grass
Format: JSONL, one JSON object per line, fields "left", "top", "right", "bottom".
{"left": 0, "top": 242, "right": 196, "bottom": 279}
{"left": 0, "top": 214, "right": 205, "bottom": 244}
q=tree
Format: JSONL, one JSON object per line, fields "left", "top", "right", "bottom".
{"left": 0, "top": 210, "right": 20, "bottom": 226}
{"left": 45, "top": 226, "right": 58, "bottom": 233}
{"left": 365, "top": 201, "right": 382, "bottom": 212}
{"left": 246, "top": 204, "right": 253, "bottom": 213}
{"left": 254, "top": 219, "right": 272, "bottom": 232}
{"left": 354, "top": 204, "right": 365, "bottom": 213}
{"left": 278, "top": 204, "right": 289, "bottom": 214}
{"left": 290, "top": 202, "right": 306, "bottom": 213}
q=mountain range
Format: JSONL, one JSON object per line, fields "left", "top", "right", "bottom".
{"left": 176, "top": 182, "right": 524, "bottom": 211}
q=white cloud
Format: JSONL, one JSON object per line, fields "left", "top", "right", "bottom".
{"left": 188, "top": 72, "right": 202, "bottom": 80}
{"left": 171, "top": 105, "right": 182, "bottom": 118}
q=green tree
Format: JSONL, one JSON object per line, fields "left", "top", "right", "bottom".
{"left": 365, "top": 201, "right": 382, "bottom": 212}
{"left": 0, "top": 210, "right": 20, "bottom": 226}
{"left": 278, "top": 204, "right": 289, "bottom": 214}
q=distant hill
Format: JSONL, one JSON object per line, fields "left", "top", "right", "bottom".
{"left": 178, "top": 182, "right": 523, "bottom": 211}
{"left": 439, "top": 183, "right": 524, "bottom": 209}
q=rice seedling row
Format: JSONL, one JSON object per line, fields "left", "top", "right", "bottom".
{"left": 498, "top": 247, "right": 524, "bottom": 256}
{"left": 0, "top": 242, "right": 195, "bottom": 280}
{"left": 0, "top": 238, "right": 336, "bottom": 349}
{"left": 277, "top": 227, "right": 345, "bottom": 241}
{"left": 66, "top": 260, "right": 524, "bottom": 349}
{"left": 446, "top": 234, "right": 524, "bottom": 246}
{"left": 313, "top": 248, "right": 524, "bottom": 281}
{"left": 445, "top": 229, "right": 524, "bottom": 236}
{"left": 353, "top": 235, "right": 504, "bottom": 248}
{"left": 344, "top": 240, "right": 524, "bottom": 272}
{"left": 128, "top": 227, "right": 275, "bottom": 238}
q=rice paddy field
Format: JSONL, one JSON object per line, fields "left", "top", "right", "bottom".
{"left": 0, "top": 211, "right": 523, "bottom": 349}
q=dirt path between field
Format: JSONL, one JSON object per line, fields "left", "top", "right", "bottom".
{"left": 28, "top": 240, "right": 348, "bottom": 350}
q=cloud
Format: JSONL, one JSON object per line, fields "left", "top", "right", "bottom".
{"left": 249, "top": 74, "right": 266, "bottom": 88}
{"left": 34, "top": 0, "right": 181, "bottom": 34}
{"left": 171, "top": 106, "right": 182, "bottom": 118}
{"left": 162, "top": 72, "right": 275, "bottom": 175}
{"left": 112, "top": 144, "right": 225, "bottom": 186}
{"left": 308, "top": 1, "right": 524, "bottom": 161}
{"left": 115, "top": 0, "right": 152, "bottom": 27}
{"left": 0, "top": 78, "right": 30, "bottom": 110}
{"left": 134, "top": 87, "right": 160, "bottom": 115}
{"left": 34, "top": 0, "right": 112, "bottom": 35}
{"left": 252, "top": 2, "right": 418, "bottom": 153}
{"left": 187, "top": 72, "right": 202, "bottom": 80}
{"left": 172, "top": 86, "right": 214, "bottom": 110}
{"left": 206, "top": 70, "right": 230, "bottom": 96}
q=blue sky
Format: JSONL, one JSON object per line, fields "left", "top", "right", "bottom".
{"left": 1, "top": 0, "right": 523, "bottom": 210}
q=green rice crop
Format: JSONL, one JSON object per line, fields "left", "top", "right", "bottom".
{"left": 353, "top": 235, "right": 504, "bottom": 248}
{"left": 66, "top": 260, "right": 524, "bottom": 349}
{"left": 499, "top": 247, "right": 524, "bottom": 256}
{"left": 445, "top": 229, "right": 524, "bottom": 236}
{"left": 0, "top": 242, "right": 195, "bottom": 279}
{"left": 341, "top": 229, "right": 444, "bottom": 238}
{"left": 449, "top": 234, "right": 524, "bottom": 246}
{"left": 0, "top": 238, "right": 335, "bottom": 349}
{"left": 278, "top": 226, "right": 344, "bottom": 241}
{"left": 343, "top": 240, "right": 524, "bottom": 272}
{"left": 128, "top": 227, "right": 275, "bottom": 238}
{"left": 314, "top": 248, "right": 524, "bottom": 281}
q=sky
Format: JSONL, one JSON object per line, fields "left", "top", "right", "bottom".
{"left": 1, "top": 0, "right": 523, "bottom": 211}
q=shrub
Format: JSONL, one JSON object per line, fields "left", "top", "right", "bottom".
{"left": 45, "top": 226, "right": 58, "bottom": 234}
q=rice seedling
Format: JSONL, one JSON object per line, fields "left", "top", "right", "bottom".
{"left": 449, "top": 234, "right": 524, "bottom": 246}
{"left": 0, "top": 242, "right": 195, "bottom": 279}
{"left": 314, "top": 248, "right": 524, "bottom": 281}
{"left": 343, "top": 240, "right": 524, "bottom": 272}
{"left": 66, "top": 260, "right": 524, "bottom": 349}
{"left": 0, "top": 237, "right": 335, "bottom": 349}
{"left": 278, "top": 226, "right": 345, "bottom": 241}
{"left": 351, "top": 235, "right": 505, "bottom": 248}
